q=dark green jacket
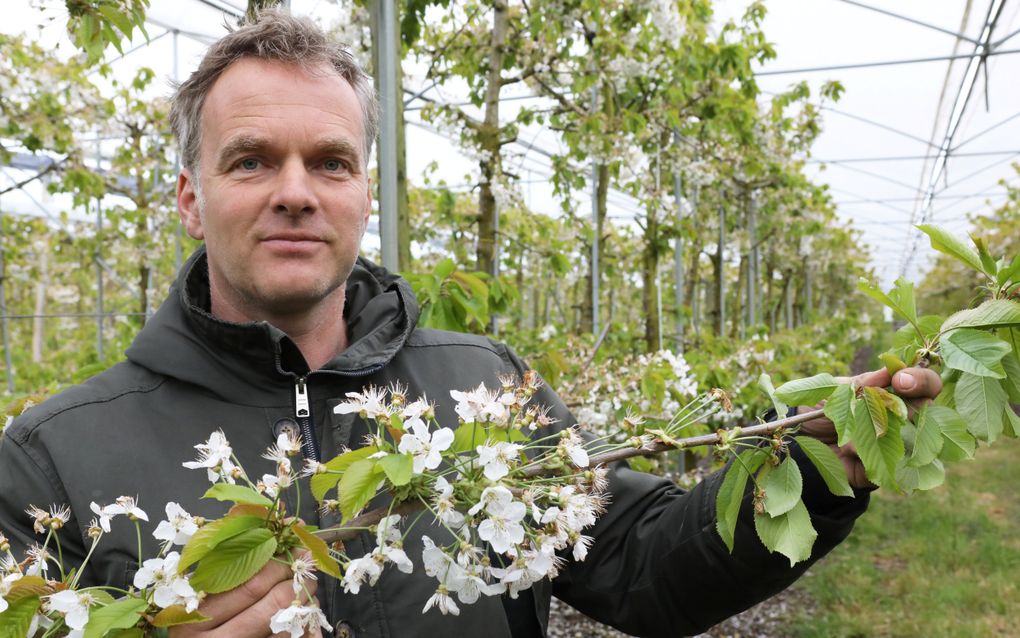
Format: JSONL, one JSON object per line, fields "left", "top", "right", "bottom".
{"left": 0, "top": 248, "right": 868, "bottom": 637}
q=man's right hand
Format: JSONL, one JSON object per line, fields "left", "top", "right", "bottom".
{"left": 170, "top": 559, "right": 320, "bottom": 637}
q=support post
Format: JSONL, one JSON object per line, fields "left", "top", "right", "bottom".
{"left": 95, "top": 142, "right": 104, "bottom": 361}
{"left": 173, "top": 29, "right": 183, "bottom": 272}
{"left": 747, "top": 191, "right": 757, "bottom": 328}
{"left": 672, "top": 167, "right": 686, "bottom": 353}
{"left": 590, "top": 80, "right": 600, "bottom": 337}
{"left": 718, "top": 204, "right": 726, "bottom": 334}
{"left": 373, "top": 0, "right": 400, "bottom": 272}
{"left": 0, "top": 199, "right": 13, "bottom": 393}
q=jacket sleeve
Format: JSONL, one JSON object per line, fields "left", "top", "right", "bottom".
{"left": 0, "top": 422, "right": 89, "bottom": 569}
{"left": 501, "top": 349, "right": 869, "bottom": 637}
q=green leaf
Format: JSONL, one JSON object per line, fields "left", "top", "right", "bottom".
{"left": 178, "top": 515, "right": 266, "bottom": 573}
{"left": 1003, "top": 405, "right": 1020, "bottom": 439}
{"left": 955, "top": 373, "right": 1008, "bottom": 442}
{"left": 896, "top": 458, "right": 946, "bottom": 492}
{"left": 291, "top": 523, "right": 342, "bottom": 579}
{"left": 940, "top": 329, "right": 1010, "bottom": 378}
{"left": 999, "top": 352, "right": 1020, "bottom": 403}
{"left": 857, "top": 278, "right": 917, "bottom": 326}
{"left": 434, "top": 258, "right": 456, "bottom": 279}
{"left": 151, "top": 605, "right": 210, "bottom": 628}
{"left": 940, "top": 299, "right": 1020, "bottom": 333}
{"left": 338, "top": 457, "right": 384, "bottom": 521}
{"left": 753, "top": 500, "right": 818, "bottom": 567}
{"left": 908, "top": 404, "right": 943, "bottom": 468}
{"left": 758, "top": 373, "right": 788, "bottom": 417}
{"left": 926, "top": 405, "right": 975, "bottom": 462}
{"left": 189, "top": 528, "right": 277, "bottom": 594}
{"left": 715, "top": 449, "right": 766, "bottom": 551}
{"left": 202, "top": 483, "right": 274, "bottom": 508}
{"left": 879, "top": 352, "right": 907, "bottom": 375}
{"left": 763, "top": 455, "right": 802, "bottom": 517}
{"left": 822, "top": 383, "right": 854, "bottom": 446}
{"left": 83, "top": 596, "right": 148, "bottom": 638}
{"left": 861, "top": 387, "right": 889, "bottom": 437}
{"left": 311, "top": 445, "right": 380, "bottom": 501}
{"left": 849, "top": 398, "right": 904, "bottom": 490}
{"left": 0, "top": 595, "right": 40, "bottom": 638}
{"left": 377, "top": 453, "right": 414, "bottom": 487}
{"left": 774, "top": 373, "right": 839, "bottom": 407}
{"left": 794, "top": 436, "right": 854, "bottom": 497}
{"left": 917, "top": 224, "right": 986, "bottom": 273}
{"left": 451, "top": 422, "right": 487, "bottom": 453}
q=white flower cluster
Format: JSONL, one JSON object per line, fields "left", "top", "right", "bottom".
{"left": 330, "top": 376, "right": 608, "bottom": 615}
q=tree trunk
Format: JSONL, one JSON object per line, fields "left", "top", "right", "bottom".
{"left": 475, "top": 0, "right": 509, "bottom": 277}
{"left": 642, "top": 208, "right": 660, "bottom": 353}
{"left": 732, "top": 255, "right": 745, "bottom": 339}
{"left": 580, "top": 163, "right": 609, "bottom": 333}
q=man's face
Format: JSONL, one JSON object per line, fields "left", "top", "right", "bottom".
{"left": 177, "top": 58, "right": 371, "bottom": 321}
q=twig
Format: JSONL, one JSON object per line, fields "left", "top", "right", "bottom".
{"left": 317, "top": 408, "right": 824, "bottom": 544}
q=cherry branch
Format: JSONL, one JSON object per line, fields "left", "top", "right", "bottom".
{"left": 317, "top": 408, "right": 824, "bottom": 544}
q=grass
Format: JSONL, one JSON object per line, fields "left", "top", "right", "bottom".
{"left": 787, "top": 436, "right": 1020, "bottom": 638}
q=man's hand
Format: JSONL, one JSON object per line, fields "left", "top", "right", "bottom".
{"left": 796, "top": 367, "right": 943, "bottom": 490}
{"left": 170, "top": 559, "right": 320, "bottom": 638}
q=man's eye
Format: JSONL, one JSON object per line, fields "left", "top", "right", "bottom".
{"left": 239, "top": 158, "right": 259, "bottom": 170}
{"left": 323, "top": 159, "right": 346, "bottom": 172}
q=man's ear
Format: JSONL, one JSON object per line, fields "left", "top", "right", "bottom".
{"left": 177, "top": 169, "right": 204, "bottom": 240}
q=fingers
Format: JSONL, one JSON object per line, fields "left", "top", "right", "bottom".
{"left": 891, "top": 368, "right": 942, "bottom": 399}
{"left": 174, "top": 559, "right": 298, "bottom": 636}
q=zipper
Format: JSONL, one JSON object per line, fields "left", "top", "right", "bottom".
{"left": 294, "top": 376, "right": 320, "bottom": 462}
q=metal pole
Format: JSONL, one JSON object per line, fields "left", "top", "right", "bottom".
{"left": 374, "top": 0, "right": 400, "bottom": 272}
{"left": 718, "top": 204, "right": 725, "bottom": 334}
{"left": 748, "top": 192, "right": 757, "bottom": 328}
{"left": 672, "top": 166, "right": 685, "bottom": 354}
{"left": 95, "top": 141, "right": 104, "bottom": 361}
{"left": 590, "top": 77, "right": 599, "bottom": 337}
{"left": 173, "top": 29, "right": 182, "bottom": 272}
{"left": 0, "top": 198, "right": 14, "bottom": 393}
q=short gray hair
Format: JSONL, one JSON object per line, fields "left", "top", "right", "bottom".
{"left": 169, "top": 9, "right": 378, "bottom": 173}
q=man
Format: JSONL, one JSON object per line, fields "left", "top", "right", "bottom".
{"left": 0, "top": 10, "right": 940, "bottom": 638}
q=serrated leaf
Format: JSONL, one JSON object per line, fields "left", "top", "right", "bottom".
{"left": 178, "top": 515, "right": 265, "bottom": 573}
{"left": 151, "top": 605, "right": 210, "bottom": 628}
{"left": 861, "top": 387, "right": 889, "bottom": 437}
{"left": 202, "top": 483, "right": 274, "bottom": 507}
{"left": 896, "top": 458, "right": 946, "bottom": 493}
{"left": 940, "top": 299, "right": 1020, "bottom": 333}
{"left": 4, "top": 575, "right": 47, "bottom": 602}
{"left": 189, "top": 528, "right": 277, "bottom": 594}
{"left": 377, "top": 453, "right": 414, "bottom": 487}
{"left": 83, "top": 596, "right": 148, "bottom": 638}
{"left": 908, "top": 404, "right": 943, "bottom": 467}
{"left": 794, "top": 436, "right": 854, "bottom": 497}
{"left": 890, "top": 315, "right": 944, "bottom": 364}
{"left": 879, "top": 352, "right": 906, "bottom": 375}
{"left": 715, "top": 449, "right": 766, "bottom": 552}
{"left": 753, "top": 500, "right": 817, "bottom": 567}
{"left": 451, "top": 422, "right": 487, "bottom": 453}
{"left": 926, "top": 405, "right": 975, "bottom": 462}
{"left": 292, "top": 522, "right": 342, "bottom": 579}
{"left": 311, "top": 445, "right": 380, "bottom": 501}
{"left": 1000, "top": 352, "right": 1020, "bottom": 403}
{"left": 849, "top": 398, "right": 904, "bottom": 490}
{"left": 758, "top": 373, "right": 788, "bottom": 417}
{"left": 0, "top": 595, "right": 40, "bottom": 638}
{"left": 1003, "top": 406, "right": 1020, "bottom": 438}
{"left": 822, "top": 383, "right": 854, "bottom": 446}
{"left": 940, "top": 329, "right": 1010, "bottom": 378}
{"left": 857, "top": 278, "right": 917, "bottom": 326}
{"left": 338, "top": 457, "right": 384, "bottom": 521}
{"left": 955, "top": 373, "right": 1007, "bottom": 442}
{"left": 774, "top": 373, "right": 839, "bottom": 407}
{"left": 917, "top": 224, "right": 985, "bottom": 273}
{"left": 763, "top": 455, "right": 802, "bottom": 517}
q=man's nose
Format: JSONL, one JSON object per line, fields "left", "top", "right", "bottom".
{"left": 270, "top": 159, "right": 318, "bottom": 215}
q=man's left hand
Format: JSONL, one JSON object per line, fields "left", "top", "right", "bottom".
{"left": 796, "top": 366, "right": 943, "bottom": 490}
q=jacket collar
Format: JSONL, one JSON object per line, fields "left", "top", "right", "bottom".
{"left": 125, "top": 246, "right": 419, "bottom": 405}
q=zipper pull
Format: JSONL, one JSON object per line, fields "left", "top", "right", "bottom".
{"left": 295, "top": 377, "right": 310, "bottom": 419}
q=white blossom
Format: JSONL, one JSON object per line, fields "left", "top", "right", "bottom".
{"left": 475, "top": 441, "right": 523, "bottom": 481}
{"left": 133, "top": 552, "right": 200, "bottom": 611}
{"left": 334, "top": 386, "right": 391, "bottom": 421}
{"left": 152, "top": 502, "right": 198, "bottom": 550}
{"left": 422, "top": 586, "right": 460, "bottom": 616}
{"left": 269, "top": 604, "right": 333, "bottom": 638}
{"left": 182, "top": 430, "right": 237, "bottom": 483}
{"left": 397, "top": 421, "right": 454, "bottom": 474}
{"left": 47, "top": 590, "right": 94, "bottom": 631}
{"left": 341, "top": 555, "right": 382, "bottom": 594}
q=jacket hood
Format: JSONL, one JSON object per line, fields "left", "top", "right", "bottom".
{"left": 125, "top": 246, "right": 419, "bottom": 405}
